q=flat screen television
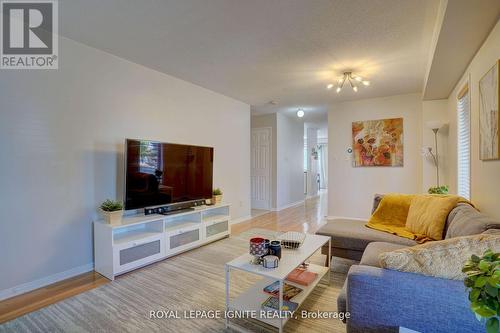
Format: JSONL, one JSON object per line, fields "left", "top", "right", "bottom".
{"left": 124, "top": 139, "right": 214, "bottom": 210}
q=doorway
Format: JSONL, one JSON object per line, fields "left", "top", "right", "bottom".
{"left": 251, "top": 127, "right": 272, "bottom": 210}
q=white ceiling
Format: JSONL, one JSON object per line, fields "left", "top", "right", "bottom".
{"left": 423, "top": 0, "right": 500, "bottom": 100}
{"left": 59, "top": 0, "right": 439, "bottom": 122}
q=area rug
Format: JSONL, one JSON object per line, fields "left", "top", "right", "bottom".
{"left": 0, "top": 229, "right": 350, "bottom": 333}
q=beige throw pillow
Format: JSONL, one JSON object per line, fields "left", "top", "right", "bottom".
{"left": 379, "top": 233, "right": 500, "bottom": 280}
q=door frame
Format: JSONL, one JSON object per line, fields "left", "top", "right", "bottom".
{"left": 251, "top": 127, "right": 272, "bottom": 210}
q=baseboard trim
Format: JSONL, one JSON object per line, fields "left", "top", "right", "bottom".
{"left": 0, "top": 263, "right": 94, "bottom": 301}
{"left": 326, "top": 215, "right": 368, "bottom": 221}
{"left": 272, "top": 200, "right": 305, "bottom": 212}
{"left": 230, "top": 215, "right": 252, "bottom": 225}
{"left": 306, "top": 194, "right": 320, "bottom": 200}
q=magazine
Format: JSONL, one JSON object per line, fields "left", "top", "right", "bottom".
{"left": 263, "top": 281, "right": 302, "bottom": 300}
{"left": 261, "top": 296, "right": 298, "bottom": 312}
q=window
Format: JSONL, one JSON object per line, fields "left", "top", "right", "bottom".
{"left": 457, "top": 84, "right": 470, "bottom": 199}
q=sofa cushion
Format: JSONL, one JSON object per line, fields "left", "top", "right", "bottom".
{"left": 406, "top": 195, "right": 459, "bottom": 241}
{"left": 379, "top": 233, "right": 500, "bottom": 280}
{"left": 316, "top": 219, "right": 417, "bottom": 252}
{"left": 360, "top": 242, "right": 409, "bottom": 267}
{"left": 445, "top": 203, "right": 500, "bottom": 239}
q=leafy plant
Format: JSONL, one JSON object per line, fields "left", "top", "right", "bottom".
{"left": 427, "top": 185, "right": 449, "bottom": 194}
{"left": 463, "top": 249, "right": 500, "bottom": 333}
{"left": 100, "top": 199, "right": 123, "bottom": 212}
{"left": 213, "top": 188, "right": 223, "bottom": 196}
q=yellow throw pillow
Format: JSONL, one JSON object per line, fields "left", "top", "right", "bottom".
{"left": 379, "top": 233, "right": 500, "bottom": 280}
{"left": 405, "top": 195, "right": 460, "bottom": 241}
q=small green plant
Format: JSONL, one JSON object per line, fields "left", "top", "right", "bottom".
{"left": 463, "top": 249, "right": 500, "bottom": 333}
{"left": 427, "top": 185, "right": 449, "bottom": 194}
{"left": 213, "top": 188, "right": 223, "bottom": 196}
{"left": 100, "top": 199, "right": 123, "bottom": 212}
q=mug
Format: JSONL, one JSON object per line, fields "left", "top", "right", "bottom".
{"left": 269, "top": 240, "right": 282, "bottom": 259}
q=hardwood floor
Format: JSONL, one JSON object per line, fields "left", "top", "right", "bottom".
{"left": 0, "top": 271, "right": 108, "bottom": 324}
{"left": 0, "top": 193, "right": 327, "bottom": 324}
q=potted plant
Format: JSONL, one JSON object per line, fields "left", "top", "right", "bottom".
{"left": 427, "top": 185, "right": 449, "bottom": 194}
{"left": 100, "top": 199, "right": 124, "bottom": 225}
{"left": 213, "top": 188, "right": 223, "bottom": 204}
{"left": 463, "top": 249, "right": 500, "bottom": 333}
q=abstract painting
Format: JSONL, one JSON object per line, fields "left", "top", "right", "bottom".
{"left": 479, "top": 60, "right": 499, "bottom": 160}
{"left": 352, "top": 117, "right": 404, "bottom": 167}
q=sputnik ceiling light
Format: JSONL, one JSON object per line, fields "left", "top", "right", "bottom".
{"left": 326, "top": 72, "right": 370, "bottom": 93}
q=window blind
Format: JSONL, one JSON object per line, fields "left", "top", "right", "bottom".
{"left": 457, "top": 85, "right": 470, "bottom": 199}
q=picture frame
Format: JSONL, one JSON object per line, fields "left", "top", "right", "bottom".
{"left": 479, "top": 59, "right": 500, "bottom": 160}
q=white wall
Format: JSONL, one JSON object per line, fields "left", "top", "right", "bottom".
{"left": 328, "top": 93, "right": 423, "bottom": 219}
{"left": 0, "top": 37, "right": 251, "bottom": 296}
{"left": 276, "top": 113, "right": 304, "bottom": 208}
{"left": 422, "top": 99, "right": 449, "bottom": 192}
{"left": 446, "top": 20, "right": 500, "bottom": 220}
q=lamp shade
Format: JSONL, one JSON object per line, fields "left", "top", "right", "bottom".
{"left": 426, "top": 120, "right": 445, "bottom": 130}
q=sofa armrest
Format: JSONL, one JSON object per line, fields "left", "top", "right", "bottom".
{"left": 346, "top": 265, "right": 482, "bottom": 333}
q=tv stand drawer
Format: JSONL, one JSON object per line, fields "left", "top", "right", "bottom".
{"left": 113, "top": 234, "right": 165, "bottom": 274}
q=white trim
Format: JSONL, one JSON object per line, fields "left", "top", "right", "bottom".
{"left": 0, "top": 263, "right": 94, "bottom": 301}
{"left": 230, "top": 215, "right": 252, "bottom": 225}
{"left": 326, "top": 215, "right": 368, "bottom": 222}
{"left": 272, "top": 199, "right": 305, "bottom": 211}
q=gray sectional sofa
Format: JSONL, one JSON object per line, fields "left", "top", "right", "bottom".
{"left": 316, "top": 200, "right": 500, "bottom": 333}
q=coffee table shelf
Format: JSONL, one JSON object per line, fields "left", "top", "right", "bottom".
{"left": 228, "top": 263, "right": 329, "bottom": 328}
{"left": 225, "top": 233, "right": 331, "bottom": 333}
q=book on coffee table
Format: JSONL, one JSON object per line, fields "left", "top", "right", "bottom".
{"left": 261, "top": 296, "right": 299, "bottom": 312}
{"left": 263, "top": 281, "right": 302, "bottom": 300}
{"left": 286, "top": 268, "right": 318, "bottom": 286}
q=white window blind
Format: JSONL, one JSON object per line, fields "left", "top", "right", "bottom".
{"left": 457, "top": 85, "right": 470, "bottom": 199}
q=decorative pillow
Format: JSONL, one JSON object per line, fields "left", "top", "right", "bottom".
{"left": 371, "top": 193, "right": 384, "bottom": 214}
{"left": 445, "top": 203, "right": 500, "bottom": 239}
{"left": 379, "top": 233, "right": 500, "bottom": 280}
{"left": 405, "top": 195, "right": 459, "bottom": 241}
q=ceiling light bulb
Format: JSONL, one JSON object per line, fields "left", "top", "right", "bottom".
{"left": 327, "top": 83, "right": 334, "bottom": 90}
{"left": 336, "top": 87, "right": 341, "bottom": 93}
{"left": 338, "top": 78, "right": 344, "bottom": 83}
{"left": 353, "top": 86, "right": 358, "bottom": 92}
{"left": 354, "top": 76, "right": 362, "bottom": 82}
{"left": 362, "top": 81, "right": 370, "bottom": 86}
{"left": 297, "top": 109, "right": 305, "bottom": 118}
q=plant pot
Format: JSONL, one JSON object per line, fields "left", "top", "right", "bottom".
{"left": 213, "top": 195, "right": 222, "bottom": 204}
{"left": 102, "top": 210, "right": 123, "bottom": 225}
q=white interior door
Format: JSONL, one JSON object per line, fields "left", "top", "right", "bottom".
{"left": 251, "top": 127, "right": 271, "bottom": 210}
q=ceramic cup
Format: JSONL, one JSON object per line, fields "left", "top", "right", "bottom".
{"left": 249, "top": 237, "right": 267, "bottom": 258}
{"left": 269, "top": 240, "right": 282, "bottom": 259}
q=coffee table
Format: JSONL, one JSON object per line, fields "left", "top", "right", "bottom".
{"left": 225, "top": 233, "right": 331, "bottom": 333}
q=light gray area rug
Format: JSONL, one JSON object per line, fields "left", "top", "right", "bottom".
{"left": 1, "top": 229, "right": 351, "bottom": 333}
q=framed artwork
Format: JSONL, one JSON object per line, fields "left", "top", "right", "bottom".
{"left": 479, "top": 59, "right": 500, "bottom": 160}
{"left": 352, "top": 117, "right": 403, "bottom": 167}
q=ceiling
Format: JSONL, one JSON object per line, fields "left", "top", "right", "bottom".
{"left": 423, "top": 0, "right": 500, "bottom": 100}
{"left": 59, "top": 0, "right": 440, "bottom": 122}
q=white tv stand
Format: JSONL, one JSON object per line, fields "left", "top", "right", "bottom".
{"left": 94, "top": 204, "right": 230, "bottom": 280}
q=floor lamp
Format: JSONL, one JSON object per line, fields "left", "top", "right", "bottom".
{"left": 425, "top": 120, "right": 445, "bottom": 187}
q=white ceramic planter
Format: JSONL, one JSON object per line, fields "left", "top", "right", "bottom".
{"left": 214, "top": 195, "right": 223, "bottom": 204}
{"left": 101, "top": 210, "right": 123, "bottom": 225}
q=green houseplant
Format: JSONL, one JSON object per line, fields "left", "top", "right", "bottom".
{"left": 427, "top": 185, "right": 449, "bottom": 195}
{"left": 100, "top": 199, "right": 124, "bottom": 225}
{"left": 213, "top": 188, "right": 223, "bottom": 204}
{"left": 463, "top": 249, "right": 500, "bottom": 333}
